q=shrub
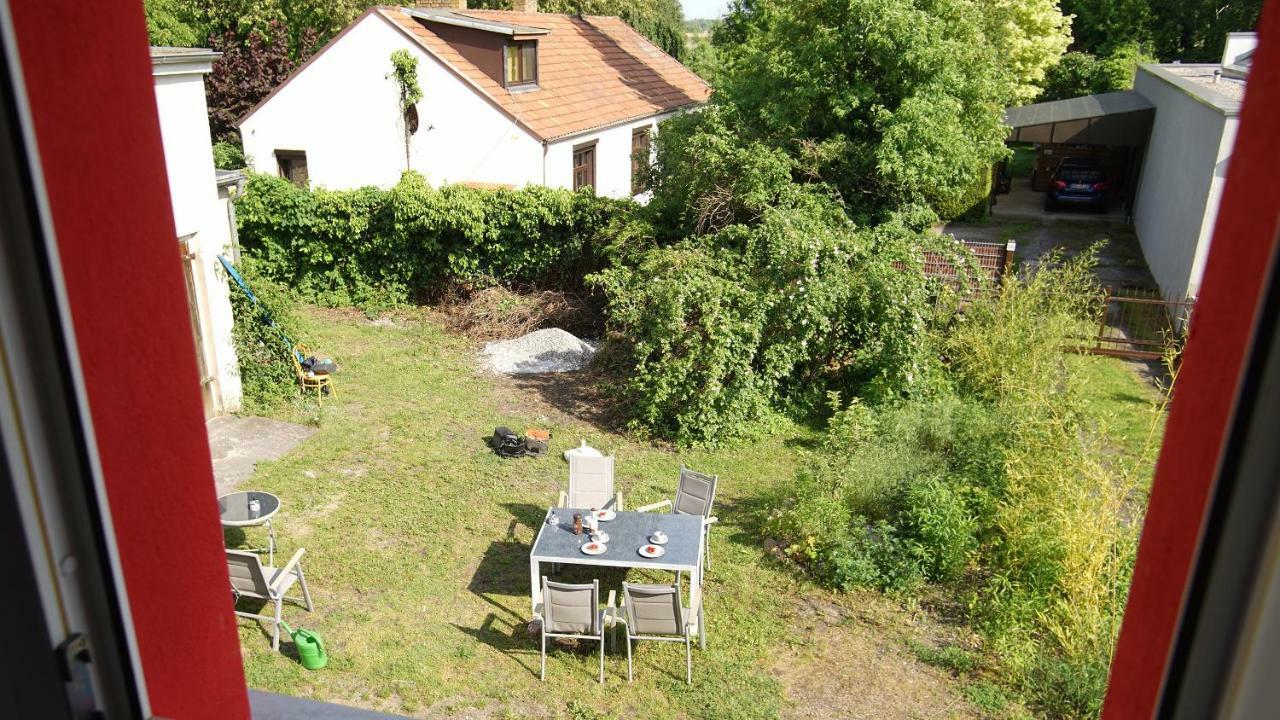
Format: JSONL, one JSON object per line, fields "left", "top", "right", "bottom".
{"left": 226, "top": 257, "right": 303, "bottom": 412}
{"left": 899, "top": 476, "right": 977, "bottom": 582}
{"left": 212, "top": 140, "right": 246, "bottom": 170}
{"left": 591, "top": 200, "right": 944, "bottom": 444}
{"left": 234, "top": 172, "right": 634, "bottom": 309}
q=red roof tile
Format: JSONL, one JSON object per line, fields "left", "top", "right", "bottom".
{"left": 380, "top": 7, "right": 710, "bottom": 142}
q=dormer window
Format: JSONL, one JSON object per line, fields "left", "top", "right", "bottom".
{"left": 504, "top": 40, "right": 537, "bottom": 88}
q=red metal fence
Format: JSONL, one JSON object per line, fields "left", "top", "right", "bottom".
{"left": 1084, "top": 287, "right": 1195, "bottom": 361}
{"left": 908, "top": 238, "right": 1017, "bottom": 284}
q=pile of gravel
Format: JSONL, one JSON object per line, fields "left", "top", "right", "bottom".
{"left": 481, "top": 328, "right": 598, "bottom": 375}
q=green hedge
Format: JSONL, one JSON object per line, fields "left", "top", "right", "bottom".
{"left": 235, "top": 172, "right": 635, "bottom": 308}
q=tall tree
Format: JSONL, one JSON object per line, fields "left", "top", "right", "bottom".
{"left": 706, "top": 0, "right": 1013, "bottom": 221}
{"left": 1062, "top": 0, "right": 1263, "bottom": 61}
{"left": 977, "top": 0, "right": 1072, "bottom": 104}
{"left": 205, "top": 19, "right": 317, "bottom": 143}
{"left": 143, "top": 0, "right": 200, "bottom": 46}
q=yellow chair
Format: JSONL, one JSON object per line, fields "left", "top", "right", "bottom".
{"left": 291, "top": 343, "right": 335, "bottom": 405}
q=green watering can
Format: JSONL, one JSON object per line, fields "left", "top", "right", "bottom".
{"left": 279, "top": 621, "right": 328, "bottom": 670}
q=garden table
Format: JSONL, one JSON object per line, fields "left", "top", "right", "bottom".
{"left": 218, "top": 490, "right": 281, "bottom": 565}
{"left": 529, "top": 508, "right": 704, "bottom": 616}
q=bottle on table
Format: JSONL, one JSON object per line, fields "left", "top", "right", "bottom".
{"left": 573, "top": 512, "right": 583, "bottom": 535}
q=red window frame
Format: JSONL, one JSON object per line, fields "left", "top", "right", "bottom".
{"left": 3, "top": 1, "right": 1278, "bottom": 718}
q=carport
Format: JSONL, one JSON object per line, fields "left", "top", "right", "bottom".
{"left": 1003, "top": 90, "right": 1154, "bottom": 215}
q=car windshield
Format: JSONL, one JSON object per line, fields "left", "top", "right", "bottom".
{"left": 1058, "top": 166, "right": 1103, "bottom": 183}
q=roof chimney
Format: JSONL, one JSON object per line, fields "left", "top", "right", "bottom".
{"left": 415, "top": 0, "right": 467, "bottom": 9}
{"left": 512, "top": 0, "right": 539, "bottom": 11}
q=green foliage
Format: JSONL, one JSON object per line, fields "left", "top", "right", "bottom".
{"left": 974, "top": 0, "right": 1072, "bottom": 104}
{"left": 389, "top": 49, "right": 424, "bottom": 108}
{"left": 212, "top": 141, "right": 247, "bottom": 170}
{"left": 1040, "top": 43, "right": 1153, "bottom": 102}
{"left": 144, "top": 0, "right": 200, "bottom": 46}
{"left": 235, "top": 172, "right": 631, "bottom": 309}
{"left": 705, "top": 0, "right": 1012, "bottom": 222}
{"left": 592, "top": 195, "right": 944, "bottom": 445}
{"left": 765, "top": 250, "right": 1149, "bottom": 717}
{"left": 227, "top": 257, "right": 303, "bottom": 412}
{"left": 909, "top": 640, "right": 977, "bottom": 674}
{"left": 1062, "top": 0, "right": 1263, "bottom": 62}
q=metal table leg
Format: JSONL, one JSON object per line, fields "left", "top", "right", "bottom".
{"left": 266, "top": 518, "right": 276, "bottom": 566}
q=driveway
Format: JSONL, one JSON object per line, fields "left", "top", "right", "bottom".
{"left": 944, "top": 213, "right": 1157, "bottom": 291}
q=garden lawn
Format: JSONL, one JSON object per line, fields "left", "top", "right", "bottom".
{"left": 231, "top": 305, "right": 1160, "bottom": 718}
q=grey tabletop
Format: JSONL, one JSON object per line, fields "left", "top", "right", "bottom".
{"left": 218, "top": 490, "right": 281, "bottom": 526}
{"left": 531, "top": 509, "right": 702, "bottom": 569}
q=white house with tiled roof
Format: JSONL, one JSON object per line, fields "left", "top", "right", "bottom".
{"left": 238, "top": 2, "right": 710, "bottom": 198}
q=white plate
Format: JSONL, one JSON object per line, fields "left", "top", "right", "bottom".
{"left": 581, "top": 542, "right": 607, "bottom": 556}
{"left": 593, "top": 509, "right": 617, "bottom": 522}
{"left": 649, "top": 534, "right": 668, "bottom": 545}
{"left": 638, "top": 544, "right": 666, "bottom": 559}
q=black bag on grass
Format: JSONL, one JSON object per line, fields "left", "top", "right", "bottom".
{"left": 491, "top": 427, "right": 525, "bottom": 457}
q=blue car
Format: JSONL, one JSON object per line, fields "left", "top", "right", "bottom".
{"left": 1045, "top": 159, "right": 1111, "bottom": 212}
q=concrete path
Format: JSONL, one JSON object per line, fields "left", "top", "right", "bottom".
{"left": 946, "top": 200, "right": 1157, "bottom": 291}
{"left": 207, "top": 415, "right": 316, "bottom": 496}
{"left": 992, "top": 184, "right": 1127, "bottom": 223}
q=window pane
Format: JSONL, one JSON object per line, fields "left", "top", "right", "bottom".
{"left": 520, "top": 43, "right": 536, "bottom": 83}
{"left": 506, "top": 47, "right": 519, "bottom": 84}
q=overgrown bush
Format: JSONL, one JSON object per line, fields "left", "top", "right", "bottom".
{"left": 227, "top": 257, "right": 303, "bottom": 412}
{"left": 767, "top": 250, "right": 1144, "bottom": 718}
{"left": 591, "top": 196, "right": 951, "bottom": 445}
{"left": 234, "top": 172, "right": 635, "bottom": 310}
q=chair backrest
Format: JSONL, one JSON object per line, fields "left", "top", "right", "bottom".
{"left": 542, "top": 577, "right": 599, "bottom": 635}
{"left": 226, "top": 549, "right": 271, "bottom": 597}
{"left": 623, "top": 583, "right": 685, "bottom": 636}
{"left": 290, "top": 343, "right": 305, "bottom": 379}
{"left": 673, "top": 466, "right": 717, "bottom": 517}
{"left": 567, "top": 454, "right": 615, "bottom": 509}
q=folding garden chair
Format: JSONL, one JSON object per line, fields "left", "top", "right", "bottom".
{"left": 619, "top": 582, "right": 703, "bottom": 684}
{"left": 537, "top": 577, "right": 619, "bottom": 683}
{"left": 637, "top": 466, "right": 719, "bottom": 569}
{"left": 226, "top": 548, "right": 314, "bottom": 650}
{"left": 560, "top": 454, "right": 623, "bottom": 510}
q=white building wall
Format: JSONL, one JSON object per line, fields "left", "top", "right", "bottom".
{"left": 240, "top": 13, "right": 543, "bottom": 190}
{"left": 544, "top": 115, "right": 665, "bottom": 199}
{"left": 1132, "top": 68, "right": 1235, "bottom": 302}
{"left": 153, "top": 62, "right": 242, "bottom": 414}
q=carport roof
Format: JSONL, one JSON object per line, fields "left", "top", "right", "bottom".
{"left": 1004, "top": 91, "right": 1153, "bottom": 128}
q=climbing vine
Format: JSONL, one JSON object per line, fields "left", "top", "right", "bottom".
{"left": 388, "top": 49, "right": 424, "bottom": 170}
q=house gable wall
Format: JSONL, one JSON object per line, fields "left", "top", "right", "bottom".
{"left": 1132, "top": 68, "right": 1235, "bottom": 302}
{"left": 240, "top": 13, "right": 542, "bottom": 191}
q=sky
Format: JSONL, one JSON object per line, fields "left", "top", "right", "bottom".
{"left": 680, "top": 0, "right": 732, "bottom": 20}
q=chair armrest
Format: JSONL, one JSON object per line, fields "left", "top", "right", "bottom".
{"left": 636, "top": 499, "right": 672, "bottom": 513}
{"left": 270, "top": 548, "right": 307, "bottom": 597}
{"left": 557, "top": 490, "right": 567, "bottom": 507}
{"left": 704, "top": 516, "right": 719, "bottom": 526}
{"left": 614, "top": 492, "right": 625, "bottom": 511}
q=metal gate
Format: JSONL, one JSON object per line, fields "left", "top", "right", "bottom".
{"left": 1084, "top": 287, "right": 1195, "bottom": 361}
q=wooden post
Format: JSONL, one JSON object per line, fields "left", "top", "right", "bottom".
{"left": 1003, "top": 241, "right": 1017, "bottom": 281}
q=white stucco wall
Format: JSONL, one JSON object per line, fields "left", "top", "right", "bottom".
{"left": 1132, "top": 66, "right": 1238, "bottom": 302}
{"left": 153, "top": 58, "right": 242, "bottom": 414}
{"left": 240, "top": 13, "right": 543, "bottom": 190}
{"left": 544, "top": 115, "right": 665, "bottom": 199}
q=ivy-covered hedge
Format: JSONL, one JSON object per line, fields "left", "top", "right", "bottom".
{"left": 235, "top": 172, "right": 634, "bottom": 307}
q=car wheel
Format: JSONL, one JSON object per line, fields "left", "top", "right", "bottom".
{"left": 1044, "top": 195, "right": 1056, "bottom": 212}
